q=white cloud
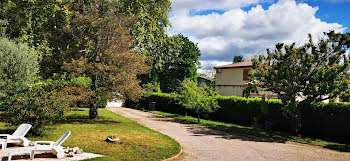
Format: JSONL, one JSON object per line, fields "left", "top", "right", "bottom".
{"left": 169, "top": 0, "right": 346, "bottom": 67}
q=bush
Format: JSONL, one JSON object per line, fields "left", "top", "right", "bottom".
{"left": 135, "top": 92, "right": 350, "bottom": 142}
{"left": 302, "top": 102, "right": 350, "bottom": 142}
{"left": 4, "top": 80, "right": 69, "bottom": 135}
{"left": 96, "top": 95, "right": 108, "bottom": 108}
{"left": 0, "top": 37, "right": 39, "bottom": 99}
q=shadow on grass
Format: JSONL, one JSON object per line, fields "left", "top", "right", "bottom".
{"left": 148, "top": 111, "right": 350, "bottom": 152}
{"left": 56, "top": 114, "right": 121, "bottom": 125}
{"left": 324, "top": 144, "right": 350, "bottom": 152}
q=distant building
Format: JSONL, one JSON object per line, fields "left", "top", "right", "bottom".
{"left": 214, "top": 61, "right": 253, "bottom": 97}
{"left": 214, "top": 61, "right": 337, "bottom": 102}
{"left": 197, "top": 75, "right": 212, "bottom": 87}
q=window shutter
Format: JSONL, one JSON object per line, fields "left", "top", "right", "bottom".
{"left": 243, "top": 69, "right": 250, "bottom": 80}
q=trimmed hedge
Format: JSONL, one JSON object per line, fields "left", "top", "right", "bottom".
{"left": 128, "top": 92, "right": 350, "bottom": 142}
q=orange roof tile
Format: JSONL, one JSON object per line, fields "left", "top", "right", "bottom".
{"left": 215, "top": 61, "right": 252, "bottom": 69}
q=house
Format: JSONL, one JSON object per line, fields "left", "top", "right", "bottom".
{"left": 214, "top": 61, "right": 278, "bottom": 98}
{"left": 197, "top": 75, "right": 212, "bottom": 87}
{"left": 214, "top": 61, "right": 338, "bottom": 102}
{"left": 214, "top": 61, "right": 253, "bottom": 97}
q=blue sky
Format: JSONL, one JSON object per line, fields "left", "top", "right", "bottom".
{"left": 189, "top": 0, "right": 350, "bottom": 32}
{"left": 168, "top": 0, "right": 350, "bottom": 71}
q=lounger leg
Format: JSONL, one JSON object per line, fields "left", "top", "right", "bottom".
{"left": 8, "top": 153, "right": 12, "bottom": 161}
{"left": 31, "top": 150, "right": 35, "bottom": 160}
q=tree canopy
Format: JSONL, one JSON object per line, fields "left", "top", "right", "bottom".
{"left": 233, "top": 55, "right": 244, "bottom": 63}
{"left": 245, "top": 31, "right": 350, "bottom": 133}
{"left": 64, "top": 0, "right": 150, "bottom": 119}
{"left": 143, "top": 34, "right": 201, "bottom": 92}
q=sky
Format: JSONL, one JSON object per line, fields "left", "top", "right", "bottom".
{"left": 167, "top": 0, "right": 350, "bottom": 73}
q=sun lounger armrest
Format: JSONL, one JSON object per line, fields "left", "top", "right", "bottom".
{"left": 34, "top": 141, "right": 55, "bottom": 146}
{"left": 7, "top": 135, "right": 26, "bottom": 141}
{"left": 0, "top": 134, "right": 10, "bottom": 138}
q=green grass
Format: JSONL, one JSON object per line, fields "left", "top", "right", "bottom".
{"left": 150, "top": 111, "right": 350, "bottom": 152}
{"left": 0, "top": 108, "right": 180, "bottom": 161}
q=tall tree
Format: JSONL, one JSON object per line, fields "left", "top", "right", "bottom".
{"left": 245, "top": 31, "right": 350, "bottom": 134}
{"left": 233, "top": 55, "right": 244, "bottom": 63}
{"left": 144, "top": 34, "right": 201, "bottom": 92}
{"left": 0, "top": 0, "right": 71, "bottom": 77}
{"left": 64, "top": 0, "right": 150, "bottom": 119}
{"left": 118, "top": 0, "right": 171, "bottom": 57}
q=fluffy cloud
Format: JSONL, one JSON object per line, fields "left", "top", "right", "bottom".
{"left": 169, "top": 0, "right": 346, "bottom": 69}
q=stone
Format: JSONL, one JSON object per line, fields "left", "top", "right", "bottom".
{"left": 67, "top": 152, "right": 74, "bottom": 157}
{"left": 73, "top": 147, "right": 79, "bottom": 153}
{"left": 29, "top": 141, "right": 35, "bottom": 146}
{"left": 64, "top": 147, "right": 70, "bottom": 153}
{"left": 76, "top": 149, "right": 83, "bottom": 154}
{"left": 105, "top": 137, "right": 122, "bottom": 143}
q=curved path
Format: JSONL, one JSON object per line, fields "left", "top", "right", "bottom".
{"left": 107, "top": 107, "right": 350, "bottom": 161}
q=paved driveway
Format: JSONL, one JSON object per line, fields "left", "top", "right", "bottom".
{"left": 107, "top": 107, "right": 350, "bottom": 161}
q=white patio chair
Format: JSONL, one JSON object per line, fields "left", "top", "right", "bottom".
{"left": 31, "top": 130, "right": 71, "bottom": 159}
{"left": 0, "top": 123, "right": 32, "bottom": 150}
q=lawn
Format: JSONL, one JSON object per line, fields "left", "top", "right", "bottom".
{"left": 151, "top": 111, "right": 350, "bottom": 152}
{"left": 0, "top": 108, "right": 180, "bottom": 161}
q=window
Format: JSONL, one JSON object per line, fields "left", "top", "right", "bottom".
{"left": 243, "top": 69, "right": 250, "bottom": 80}
{"left": 216, "top": 68, "right": 222, "bottom": 73}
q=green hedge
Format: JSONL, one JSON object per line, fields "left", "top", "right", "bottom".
{"left": 128, "top": 93, "right": 350, "bottom": 142}
{"left": 302, "top": 102, "right": 350, "bottom": 141}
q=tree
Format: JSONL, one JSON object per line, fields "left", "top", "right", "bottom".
{"left": 0, "top": 0, "right": 71, "bottom": 77}
{"left": 178, "top": 79, "right": 219, "bottom": 123}
{"left": 144, "top": 34, "right": 201, "bottom": 92}
{"left": 64, "top": 0, "right": 150, "bottom": 119}
{"left": 118, "top": 0, "right": 171, "bottom": 57}
{"left": 245, "top": 31, "right": 350, "bottom": 134}
{"left": 233, "top": 55, "right": 244, "bottom": 63}
{"left": 0, "top": 37, "right": 39, "bottom": 100}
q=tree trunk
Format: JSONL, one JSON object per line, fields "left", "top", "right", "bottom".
{"left": 89, "top": 96, "right": 98, "bottom": 119}
{"left": 295, "top": 108, "right": 302, "bottom": 135}
{"left": 197, "top": 113, "right": 200, "bottom": 123}
{"left": 290, "top": 107, "right": 302, "bottom": 135}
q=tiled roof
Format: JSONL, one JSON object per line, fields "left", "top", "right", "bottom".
{"left": 215, "top": 61, "right": 252, "bottom": 69}
{"left": 198, "top": 75, "right": 212, "bottom": 81}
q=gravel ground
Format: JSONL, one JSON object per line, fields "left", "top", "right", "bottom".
{"left": 107, "top": 107, "right": 350, "bottom": 161}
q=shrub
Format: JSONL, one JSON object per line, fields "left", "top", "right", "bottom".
{"left": 178, "top": 80, "right": 219, "bottom": 122}
{"left": 0, "top": 37, "right": 39, "bottom": 100}
{"left": 4, "top": 80, "right": 69, "bottom": 135}
{"left": 96, "top": 95, "right": 108, "bottom": 108}
{"left": 136, "top": 92, "right": 350, "bottom": 142}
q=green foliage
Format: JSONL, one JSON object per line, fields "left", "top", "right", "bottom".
{"left": 143, "top": 34, "right": 201, "bottom": 93}
{"left": 0, "top": 37, "right": 39, "bottom": 99}
{"left": 142, "top": 82, "right": 161, "bottom": 93}
{"left": 64, "top": 0, "right": 150, "bottom": 119}
{"left": 0, "top": 0, "right": 71, "bottom": 66}
{"left": 4, "top": 79, "right": 69, "bottom": 135}
{"left": 96, "top": 95, "right": 108, "bottom": 108}
{"left": 119, "top": 0, "right": 171, "bottom": 57}
{"left": 152, "top": 110, "right": 350, "bottom": 152}
{"left": 137, "top": 93, "right": 350, "bottom": 142}
{"left": 0, "top": 19, "right": 7, "bottom": 36}
{"left": 233, "top": 55, "right": 244, "bottom": 63}
{"left": 246, "top": 31, "right": 350, "bottom": 133}
{"left": 178, "top": 79, "right": 219, "bottom": 122}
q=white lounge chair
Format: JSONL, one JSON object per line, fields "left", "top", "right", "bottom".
{"left": 31, "top": 130, "right": 71, "bottom": 159}
{"left": 0, "top": 123, "right": 32, "bottom": 150}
